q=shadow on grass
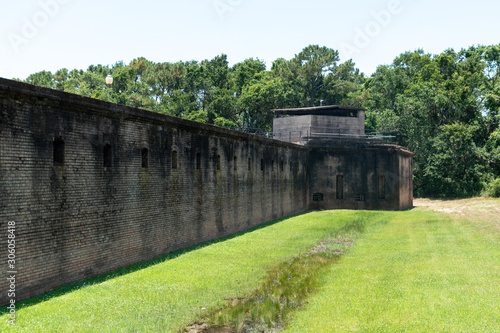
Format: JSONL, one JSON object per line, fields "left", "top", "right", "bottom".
{"left": 0, "top": 211, "right": 311, "bottom": 315}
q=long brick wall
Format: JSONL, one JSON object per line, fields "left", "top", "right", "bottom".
{"left": 0, "top": 78, "right": 309, "bottom": 305}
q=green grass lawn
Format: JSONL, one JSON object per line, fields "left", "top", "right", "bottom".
{"left": 0, "top": 211, "right": 362, "bottom": 332}
{"left": 2, "top": 200, "right": 499, "bottom": 332}
{"left": 285, "top": 208, "right": 500, "bottom": 332}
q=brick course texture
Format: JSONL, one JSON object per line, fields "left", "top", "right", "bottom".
{"left": 0, "top": 78, "right": 412, "bottom": 305}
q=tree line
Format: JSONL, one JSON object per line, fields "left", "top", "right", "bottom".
{"left": 20, "top": 44, "right": 500, "bottom": 198}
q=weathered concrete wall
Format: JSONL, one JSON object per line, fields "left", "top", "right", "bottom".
{"left": 307, "top": 139, "right": 413, "bottom": 211}
{"left": 0, "top": 78, "right": 308, "bottom": 305}
{"left": 309, "top": 113, "right": 365, "bottom": 136}
{"left": 399, "top": 154, "right": 414, "bottom": 210}
{"left": 273, "top": 115, "right": 313, "bottom": 144}
{"left": 273, "top": 113, "right": 365, "bottom": 144}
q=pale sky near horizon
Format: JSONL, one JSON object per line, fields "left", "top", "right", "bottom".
{"left": 0, "top": 0, "right": 499, "bottom": 80}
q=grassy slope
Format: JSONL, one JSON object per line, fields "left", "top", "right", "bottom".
{"left": 0, "top": 211, "right": 361, "bottom": 332}
{"left": 2, "top": 200, "right": 499, "bottom": 332}
{"left": 285, "top": 207, "right": 500, "bottom": 332}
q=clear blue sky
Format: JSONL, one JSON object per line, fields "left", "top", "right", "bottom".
{"left": 1, "top": 0, "right": 499, "bottom": 80}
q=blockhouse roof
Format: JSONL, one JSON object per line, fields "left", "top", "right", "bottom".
{"left": 272, "top": 105, "right": 367, "bottom": 117}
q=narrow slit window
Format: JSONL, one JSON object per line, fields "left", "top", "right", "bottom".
{"left": 271, "top": 160, "right": 274, "bottom": 172}
{"left": 378, "top": 175, "right": 385, "bottom": 199}
{"left": 53, "top": 138, "right": 65, "bottom": 167}
{"left": 141, "top": 148, "right": 149, "bottom": 169}
{"left": 261, "top": 158, "right": 264, "bottom": 171}
{"left": 103, "top": 144, "right": 112, "bottom": 168}
{"left": 196, "top": 153, "right": 201, "bottom": 170}
{"left": 172, "top": 150, "right": 178, "bottom": 169}
{"left": 234, "top": 156, "right": 237, "bottom": 171}
{"left": 248, "top": 157, "right": 251, "bottom": 171}
{"left": 216, "top": 154, "right": 221, "bottom": 170}
{"left": 280, "top": 160, "right": 284, "bottom": 172}
{"left": 336, "top": 175, "right": 343, "bottom": 200}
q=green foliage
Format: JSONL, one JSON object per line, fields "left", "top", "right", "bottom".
{"left": 26, "top": 70, "right": 54, "bottom": 88}
{"left": 206, "top": 88, "right": 236, "bottom": 124}
{"left": 364, "top": 110, "right": 378, "bottom": 132}
{"left": 365, "top": 45, "right": 500, "bottom": 197}
{"left": 232, "top": 58, "right": 266, "bottom": 97}
{"left": 237, "top": 75, "right": 299, "bottom": 130}
{"left": 213, "top": 117, "right": 237, "bottom": 128}
{"left": 485, "top": 129, "right": 500, "bottom": 174}
{"left": 321, "top": 59, "right": 367, "bottom": 107}
{"left": 290, "top": 44, "right": 340, "bottom": 106}
{"left": 421, "top": 124, "right": 486, "bottom": 197}
{"left": 183, "top": 110, "right": 208, "bottom": 123}
{"left": 484, "top": 178, "right": 500, "bottom": 197}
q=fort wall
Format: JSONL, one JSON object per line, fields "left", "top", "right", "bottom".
{"left": 306, "top": 139, "right": 413, "bottom": 211}
{"left": 0, "top": 78, "right": 308, "bottom": 305}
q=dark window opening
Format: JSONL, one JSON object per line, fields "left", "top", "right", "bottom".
{"left": 313, "top": 193, "right": 324, "bottom": 202}
{"left": 53, "top": 138, "right": 65, "bottom": 167}
{"left": 355, "top": 194, "right": 365, "bottom": 202}
{"left": 261, "top": 158, "right": 264, "bottom": 171}
{"left": 196, "top": 153, "right": 201, "bottom": 170}
{"left": 290, "top": 161, "right": 292, "bottom": 172}
{"left": 234, "top": 156, "right": 237, "bottom": 171}
{"left": 280, "top": 160, "right": 284, "bottom": 172}
{"left": 248, "top": 157, "right": 251, "bottom": 171}
{"left": 216, "top": 154, "right": 221, "bottom": 170}
{"left": 172, "top": 150, "right": 178, "bottom": 169}
{"left": 378, "top": 175, "right": 385, "bottom": 199}
{"left": 103, "top": 144, "right": 112, "bottom": 168}
{"left": 271, "top": 160, "right": 274, "bottom": 171}
{"left": 141, "top": 148, "right": 149, "bottom": 169}
{"left": 336, "top": 175, "right": 343, "bottom": 200}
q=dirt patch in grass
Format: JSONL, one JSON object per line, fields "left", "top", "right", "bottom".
{"left": 414, "top": 197, "right": 500, "bottom": 236}
{"left": 310, "top": 236, "right": 355, "bottom": 256}
{"left": 186, "top": 323, "right": 233, "bottom": 333}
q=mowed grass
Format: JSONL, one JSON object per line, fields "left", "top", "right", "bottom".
{"left": 285, "top": 204, "right": 500, "bottom": 332}
{"left": 2, "top": 200, "right": 499, "bottom": 332}
{"left": 0, "top": 211, "right": 364, "bottom": 332}
{"left": 196, "top": 217, "right": 370, "bottom": 332}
